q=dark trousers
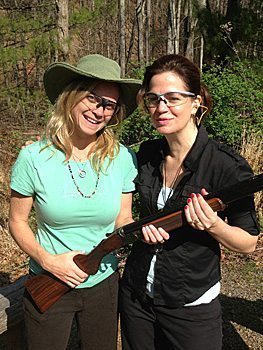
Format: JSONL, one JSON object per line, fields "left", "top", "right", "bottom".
{"left": 119, "top": 285, "right": 222, "bottom": 350}
{"left": 23, "top": 271, "right": 119, "bottom": 350}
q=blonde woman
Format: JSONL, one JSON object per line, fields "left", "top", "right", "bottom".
{"left": 9, "top": 54, "right": 142, "bottom": 350}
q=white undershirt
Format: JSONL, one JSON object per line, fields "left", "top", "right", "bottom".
{"left": 146, "top": 186, "right": 220, "bottom": 306}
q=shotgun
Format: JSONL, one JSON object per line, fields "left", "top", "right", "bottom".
{"left": 25, "top": 173, "right": 263, "bottom": 313}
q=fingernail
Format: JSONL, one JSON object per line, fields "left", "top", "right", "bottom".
{"left": 185, "top": 205, "right": 188, "bottom": 210}
{"left": 191, "top": 193, "right": 195, "bottom": 198}
{"left": 197, "top": 193, "right": 201, "bottom": 198}
{"left": 187, "top": 198, "right": 191, "bottom": 204}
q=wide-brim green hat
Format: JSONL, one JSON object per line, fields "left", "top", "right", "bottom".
{"left": 44, "top": 54, "right": 142, "bottom": 117}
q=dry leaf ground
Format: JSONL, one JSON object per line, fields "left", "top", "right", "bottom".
{"left": 0, "top": 229, "right": 262, "bottom": 349}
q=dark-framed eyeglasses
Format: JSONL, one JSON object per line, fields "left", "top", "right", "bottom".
{"left": 84, "top": 93, "right": 119, "bottom": 117}
{"left": 144, "top": 91, "right": 196, "bottom": 109}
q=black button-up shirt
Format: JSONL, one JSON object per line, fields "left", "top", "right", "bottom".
{"left": 121, "top": 126, "right": 259, "bottom": 307}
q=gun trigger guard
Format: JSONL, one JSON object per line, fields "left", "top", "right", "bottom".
{"left": 131, "top": 230, "right": 140, "bottom": 239}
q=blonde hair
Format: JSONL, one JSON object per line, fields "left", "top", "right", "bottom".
{"left": 45, "top": 79, "right": 124, "bottom": 172}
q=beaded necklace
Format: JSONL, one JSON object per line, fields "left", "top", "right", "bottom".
{"left": 72, "top": 154, "right": 88, "bottom": 178}
{"left": 67, "top": 162, "right": 100, "bottom": 198}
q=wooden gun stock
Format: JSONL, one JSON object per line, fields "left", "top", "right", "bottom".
{"left": 24, "top": 233, "right": 125, "bottom": 312}
{"left": 25, "top": 197, "right": 224, "bottom": 313}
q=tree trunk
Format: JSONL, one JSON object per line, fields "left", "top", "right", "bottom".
{"left": 175, "top": 0, "right": 182, "bottom": 54}
{"left": 184, "top": 0, "right": 198, "bottom": 60}
{"left": 55, "top": 0, "right": 69, "bottom": 60}
{"left": 167, "top": 0, "right": 174, "bottom": 54}
{"left": 185, "top": 18, "right": 198, "bottom": 60}
{"left": 145, "top": 0, "right": 151, "bottom": 64}
{"left": 119, "top": 0, "right": 126, "bottom": 76}
{"left": 194, "top": 0, "right": 208, "bottom": 64}
{"left": 199, "top": 34, "right": 204, "bottom": 69}
{"left": 126, "top": 14, "right": 137, "bottom": 68}
{"left": 136, "top": 0, "right": 145, "bottom": 65}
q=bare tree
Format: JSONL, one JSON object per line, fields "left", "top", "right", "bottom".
{"left": 195, "top": 0, "right": 206, "bottom": 68}
{"left": 184, "top": 0, "right": 198, "bottom": 60}
{"left": 145, "top": 0, "right": 151, "bottom": 64}
{"left": 136, "top": 0, "right": 145, "bottom": 64}
{"left": 126, "top": 11, "right": 137, "bottom": 68}
{"left": 175, "top": 0, "right": 182, "bottom": 54}
{"left": 119, "top": 0, "right": 126, "bottom": 76}
{"left": 55, "top": 0, "right": 69, "bottom": 60}
{"left": 167, "top": 0, "right": 176, "bottom": 54}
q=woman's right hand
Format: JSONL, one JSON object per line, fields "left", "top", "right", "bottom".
{"left": 42, "top": 251, "right": 89, "bottom": 288}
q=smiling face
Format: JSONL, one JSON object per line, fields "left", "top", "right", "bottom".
{"left": 71, "top": 82, "right": 120, "bottom": 142}
{"left": 147, "top": 72, "right": 201, "bottom": 137}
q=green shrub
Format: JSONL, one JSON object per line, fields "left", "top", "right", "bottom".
{"left": 203, "top": 60, "right": 263, "bottom": 148}
{"left": 120, "top": 109, "right": 158, "bottom": 149}
{"left": 121, "top": 59, "right": 262, "bottom": 151}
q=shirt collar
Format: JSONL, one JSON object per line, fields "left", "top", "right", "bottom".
{"left": 183, "top": 125, "right": 210, "bottom": 172}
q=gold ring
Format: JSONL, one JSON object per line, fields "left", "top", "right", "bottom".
{"left": 193, "top": 219, "right": 201, "bottom": 225}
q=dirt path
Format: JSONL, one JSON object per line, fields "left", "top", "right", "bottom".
{"left": 220, "top": 245, "right": 262, "bottom": 350}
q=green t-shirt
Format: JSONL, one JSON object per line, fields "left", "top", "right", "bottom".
{"left": 10, "top": 140, "right": 137, "bottom": 288}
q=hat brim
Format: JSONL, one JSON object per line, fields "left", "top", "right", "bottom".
{"left": 44, "top": 63, "right": 141, "bottom": 117}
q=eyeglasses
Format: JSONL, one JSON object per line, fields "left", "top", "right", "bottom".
{"left": 83, "top": 93, "right": 119, "bottom": 117}
{"left": 144, "top": 91, "right": 196, "bottom": 109}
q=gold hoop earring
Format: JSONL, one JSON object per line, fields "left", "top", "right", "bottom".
{"left": 105, "top": 118, "right": 120, "bottom": 129}
{"left": 195, "top": 105, "right": 208, "bottom": 126}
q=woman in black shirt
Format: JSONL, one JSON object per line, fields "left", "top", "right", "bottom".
{"left": 120, "top": 54, "right": 259, "bottom": 350}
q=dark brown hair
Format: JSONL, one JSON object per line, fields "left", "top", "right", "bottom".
{"left": 138, "top": 54, "right": 212, "bottom": 119}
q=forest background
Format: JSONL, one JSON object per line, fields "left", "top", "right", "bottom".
{"left": 0, "top": 0, "right": 262, "bottom": 349}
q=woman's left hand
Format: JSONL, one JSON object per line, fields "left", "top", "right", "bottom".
{"left": 184, "top": 188, "right": 218, "bottom": 231}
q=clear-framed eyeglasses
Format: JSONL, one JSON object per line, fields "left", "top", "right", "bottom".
{"left": 144, "top": 91, "right": 196, "bottom": 109}
{"left": 83, "top": 93, "right": 119, "bottom": 117}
